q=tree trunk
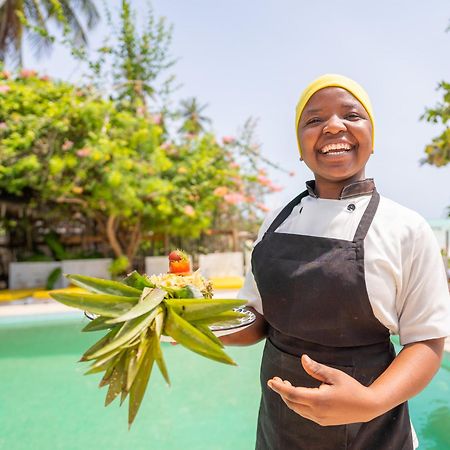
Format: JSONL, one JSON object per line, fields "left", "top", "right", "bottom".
{"left": 126, "top": 219, "right": 142, "bottom": 262}
{"left": 106, "top": 215, "right": 123, "bottom": 258}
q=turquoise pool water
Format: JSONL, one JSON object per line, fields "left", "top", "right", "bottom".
{"left": 0, "top": 315, "right": 449, "bottom": 450}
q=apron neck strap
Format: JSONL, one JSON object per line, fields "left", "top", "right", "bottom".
{"left": 266, "top": 190, "right": 309, "bottom": 234}
{"left": 352, "top": 190, "right": 380, "bottom": 242}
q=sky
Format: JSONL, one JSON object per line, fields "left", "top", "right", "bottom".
{"left": 22, "top": 0, "right": 450, "bottom": 219}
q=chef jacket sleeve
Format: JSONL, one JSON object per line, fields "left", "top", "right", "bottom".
{"left": 397, "top": 220, "right": 450, "bottom": 345}
{"left": 237, "top": 210, "right": 279, "bottom": 315}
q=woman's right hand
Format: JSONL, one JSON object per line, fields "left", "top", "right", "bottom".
{"left": 219, "top": 307, "right": 268, "bottom": 346}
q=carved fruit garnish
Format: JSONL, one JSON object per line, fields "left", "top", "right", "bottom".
{"left": 168, "top": 249, "right": 191, "bottom": 274}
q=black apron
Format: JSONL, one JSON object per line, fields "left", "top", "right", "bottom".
{"left": 252, "top": 189, "right": 413, "bottom": 450}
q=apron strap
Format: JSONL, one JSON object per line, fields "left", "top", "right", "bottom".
{"left": 353, "top": 190, "right": 380, "bottom": 242}
{"left": 265, "top": 190, "right": 309, "bottom": 234}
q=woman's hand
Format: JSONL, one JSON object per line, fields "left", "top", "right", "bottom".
{"left": 268, "top": 355, "right": 379, "bottom": 426}
{"left": 268, "top": 337, "right": 445, "bottom": 426}
{"left": 219, "top": 307, "right": 268, "bottom": 346}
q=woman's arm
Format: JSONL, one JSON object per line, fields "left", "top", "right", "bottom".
{"left": 267, "top": 337, "right": 445, "bottom": 426}
{"left": 368, "top": 337, "right": 444, "bottom": 416}
{"left": 220, "top": 307, "right": 268, "bottom": 346}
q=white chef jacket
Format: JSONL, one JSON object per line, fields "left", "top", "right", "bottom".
{"left": 239, "top": 180, "right": 450, "bottom": 346}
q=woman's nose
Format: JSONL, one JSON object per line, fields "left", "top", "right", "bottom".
{"left": 322, "top": 115, "right": 346, "bottom": 134}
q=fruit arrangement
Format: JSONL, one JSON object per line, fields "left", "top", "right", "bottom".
{"left": 50, "top": 250, "right": 247, "bottom": 427}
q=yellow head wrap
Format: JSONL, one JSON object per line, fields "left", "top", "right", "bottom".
{"left": 295, "top": 74, "right": 375, "bottom": 155}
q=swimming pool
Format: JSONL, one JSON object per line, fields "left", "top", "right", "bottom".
{"left": 0, "top": 315, "right": 449, "bottom": 450}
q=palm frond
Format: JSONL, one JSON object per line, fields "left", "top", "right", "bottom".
{"left": 69, "top": 0, "right": 99, "bottom": 28}
{"left": 23, "top": 0, "right": 53, "bottom": 58}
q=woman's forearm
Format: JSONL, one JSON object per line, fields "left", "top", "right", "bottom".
{"left": 368, "top": 337, "right": 445, "bottom": 418}
{"left": 220, "top": 307, "right": 268, "bottom": 346}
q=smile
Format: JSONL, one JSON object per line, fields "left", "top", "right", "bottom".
{"left": 318, "top": 142, "right": 354, "bottom": 155}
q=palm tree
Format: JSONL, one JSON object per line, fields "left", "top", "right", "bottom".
{"left": 0, "top": 0, "right": 99, "bottom": 67}
{"left": 178, "top": 97, "right": 211, "bottom": 136}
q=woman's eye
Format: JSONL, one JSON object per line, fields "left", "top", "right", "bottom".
{"left": 346, "top": 113, "right": 361, "bottom": 120}
{"left": 306, "top": 117, "right": 321, "bottom": 125}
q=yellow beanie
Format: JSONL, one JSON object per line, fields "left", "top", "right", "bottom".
{"left": 295, "top": 74, "right": 375, "bottom": 155}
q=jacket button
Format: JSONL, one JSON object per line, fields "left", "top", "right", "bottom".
{"left": 347, "top": 203, "right": 356, "bottom": 211}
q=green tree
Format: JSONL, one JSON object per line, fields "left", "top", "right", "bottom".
{"left": 178, "top": 97, "right": 211, "bottom": 136}
{"left": 0, "top": 0, "right": 99, "bottom": 67}
{"left": 82, "top": 0, "right": 175, "bottom": 116}
{"left": 421, "top": 81, "right": 450, "bottom": 167}
{"left": 0, "top": 73, "right": 277, "bottom": 272}
{"left": 0, "top": 1, "right": 287, "bottom": 274}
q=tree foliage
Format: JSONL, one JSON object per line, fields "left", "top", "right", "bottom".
{"left": 0, "top": 1, "right": 286, "bottom": 273}
{"left": 421, "top": 81, "right": 450, "bottom": 167}
{"left": 0, "top": 73, "right": 278, "bottom": 270}
{"left": 0, "top": 0, "right": 99, "bottom": 67}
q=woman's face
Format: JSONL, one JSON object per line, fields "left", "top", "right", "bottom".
{"left": 298, "top": 87, "right": 373, "bottom": 184}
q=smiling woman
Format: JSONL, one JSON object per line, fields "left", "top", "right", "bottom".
{"left": 296, "top": 75, "right": 375, "bottom": 198}
{"left": 222, "top": 74, "right": 450, "bottom": 450}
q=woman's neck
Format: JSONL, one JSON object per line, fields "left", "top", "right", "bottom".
{"left": 314, "top": 173, "right": 366, "bottom": 199}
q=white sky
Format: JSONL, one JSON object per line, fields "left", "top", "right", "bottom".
{"left": 23, "top": 0, "right": 450, "bottom": 219}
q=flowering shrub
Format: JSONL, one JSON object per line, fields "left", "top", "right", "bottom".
{"left": 0, "top": 73, "right": 281, "bottom": 268}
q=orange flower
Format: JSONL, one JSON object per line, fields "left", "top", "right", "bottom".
{"left": 20, "top": 69, "right": 37, "bottom": 79}
{"left": 183, "top": 205, "right": 195, "bottom": 217}
{"left": 256, "top": 203, "right": 270, "bottom": 212}
{"left": 213, "top": 186, "right": 228, "bottom": 197}
{"left": 224, "top": 192, "right": 245, "bottom": 205}
{"left": 76, "top": 148, "right": 91, "bottom": 157}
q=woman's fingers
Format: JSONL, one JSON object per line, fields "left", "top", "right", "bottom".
{"left": 301, "top": 354, "right": 341, "bottom": 384}
{"left": 267, "top": 378, "right": 316, "bottom": 405}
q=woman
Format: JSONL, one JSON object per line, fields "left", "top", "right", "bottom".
{"left": 222, "top": 74, "right": 450, "bottom": 449}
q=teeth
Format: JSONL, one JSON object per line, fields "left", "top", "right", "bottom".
{"left": 319, "top": 143, "right": 352, "bottom": 154}
{"left": 323, "top": 151, "right": 348, "bottom": 156}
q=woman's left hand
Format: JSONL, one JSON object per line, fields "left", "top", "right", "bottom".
{"left": 267, "top": 354, "right": 380, "bottom": 426}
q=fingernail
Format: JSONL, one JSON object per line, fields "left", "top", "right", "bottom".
{"left": 267, "top": 381, "right": 273, "bottom": 389}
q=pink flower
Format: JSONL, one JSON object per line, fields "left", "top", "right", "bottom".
{"left": 40, "top": 75, "right": 50, "bottom": 82}
{"left": 230, "top": 162, "right": 240, "bottom": 169}
{"left": 20, "top": 69, "right": 37, "bottom": 79}
{"left": 186, "top": 133, "right": 196, "bottom": 140}
{"left": 213, "top": 186, "right": 228, "bottom": 197}
{"left": 160, "top": 141, "right": 172, "bottom": 150}
{"left": 183, "top": 205, "right": 195, "bottom": 217}
{"left": 257, "top": 174, "right": 271, "bottom": 186}
{"left": 246, "top": 195, "right": 256, "bottom": 202}
{"left": 224, "top": 192, "right": 246, "bottom": 205}
{"left": 0, "top": 85, "right": 10, "bottom": 93}
{"left": 1, "top": 71, "right": 11, "bottom": 79}
{"left": 151, "top": 114, "right": 163, "bottom": 125}
{"left": 0, "top": 122, "right": 7, "bottom": 130}
{"left": 62, "top": 140, "right": 74, "bottom": 151}
{"left": 289, "top": 171, "right": 296, "bottom": 177}
{"left": 76, "top": 147, "right": 91, "bottom": 157}
{"left": 222, "top": 136, "right": 236, "bottom": 145}
{"left": 136, "top": 106, "right": 146, "bottom": 117}
{"left": 256, "top": 203, "right": 270, "bottom": 212}
{"left": 268, "top": 183, "right": 283, "bottom": 192}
